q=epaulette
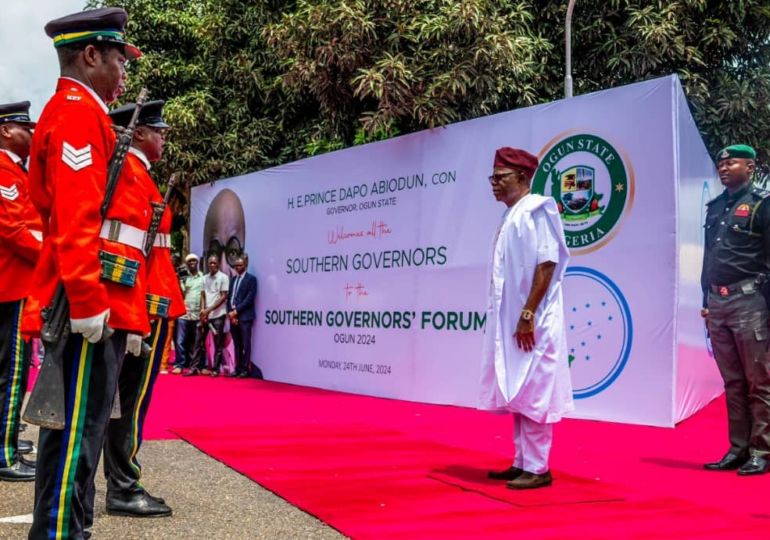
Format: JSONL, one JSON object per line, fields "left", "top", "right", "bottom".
{"left": 60, "top": 85, "right": 85, "bottom": 103}
{"left": 751, "top": 185, "right": 770, "bottom": 199}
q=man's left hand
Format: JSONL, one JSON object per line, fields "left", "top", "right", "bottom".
{"left": 514, "top": 317, "right": 536, "bottom": 352}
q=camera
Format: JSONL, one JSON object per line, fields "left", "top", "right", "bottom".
{"left": 175, "top": 265, "right": 190, "bottom": 280}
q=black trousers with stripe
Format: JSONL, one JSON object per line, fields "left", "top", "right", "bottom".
{"left": 103, "top": 318, "right": 167, "bottom": 495}
{"left": 29, "top": 331, "right": 126, "bottom": 540}
{"left": 0, "top": 299, "right": 31, "bottom": 468}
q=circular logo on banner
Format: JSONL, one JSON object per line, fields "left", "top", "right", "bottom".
{"left": 563, "top": 266, "right": 633, "bottom": 399}
{"left": 532, "top": 132, "right": 635, "bottom": 255}
{"left": 700, "top": 181, "right": 714, "bottom": 358}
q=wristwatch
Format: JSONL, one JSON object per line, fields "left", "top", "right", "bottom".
{"left": 521, "top": 309, "right": 534, "bottom": 321}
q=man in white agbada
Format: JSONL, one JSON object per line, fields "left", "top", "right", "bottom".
{"left": 479, "top": 147, "right": 574, "bottom": 490}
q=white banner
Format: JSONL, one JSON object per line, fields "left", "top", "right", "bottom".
{"left": 192, "top": 75, "right": 722, "bottom": 427}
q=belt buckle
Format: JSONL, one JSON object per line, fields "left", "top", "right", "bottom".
{"left": 108, "top": 220, "right": 121, "bottom": 241}
{"left": 719, "top": 286, "right": 730, "bottom": 297}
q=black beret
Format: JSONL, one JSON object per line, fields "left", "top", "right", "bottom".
{"left": 44, "top": 8, "right": 141, "bottom": 60}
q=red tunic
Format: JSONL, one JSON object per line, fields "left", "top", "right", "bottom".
{"left": 126, "top": 152, "right": 186, "bottom": 320}
{"left": 22, "top": 78, "right": 151, "bottom": 336}
{"left": 0, "top": 151, "right": 43, "bottom": 302}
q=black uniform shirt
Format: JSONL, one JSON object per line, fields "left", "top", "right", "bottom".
{"left": 701, "top": 184, "right": 770, "bottom": 306}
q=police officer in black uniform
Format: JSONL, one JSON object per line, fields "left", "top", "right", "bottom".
{"left": 702, "top": 144, "right": 770, "bottom": 476}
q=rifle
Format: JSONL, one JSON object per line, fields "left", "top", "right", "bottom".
{"left": 24, "top": 89, "right": 149, "bottom": 430}
{"left": 133, "top": 173, "right": 178, "bottom": 363}
{"left": 144, "top": 173, "right": 177, "bottom": 255}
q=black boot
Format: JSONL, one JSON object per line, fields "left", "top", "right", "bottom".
{"left": 106, "top": 490, "right": 172, "bottom": 518}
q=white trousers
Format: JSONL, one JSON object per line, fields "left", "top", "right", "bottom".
{"left": 512, "top": 413, "right": 553, "bottom": 474}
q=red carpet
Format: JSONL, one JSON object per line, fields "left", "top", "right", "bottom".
{"left": 427, "top": 465, "right": 625, "bottom": 507}
{"left": 137, "top": 376, "right": 770, "bottom": 537}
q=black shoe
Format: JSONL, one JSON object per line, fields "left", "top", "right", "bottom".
{"left": 19, "top": 423, "right": 26, "bottom": 433}
{"left": 183, "top": 369, "right": 200, "bottom": 377}
{"left": 19, "top": 456, "right": 36, "bottom": 468}
{"left": 106, "top": 490, "right": 172, "bottom": 518}
{"left": 0, "top": 460, "right": 36, "bottom": 482}
{"left": 237, "top": 371, "right": 249, "bottom": 379}
{"left": 704, "top": 452, "right": 749, "bottom": 471}
{"left": 210, "top": 370, "right": 219, "bottom": 378}
{"left": 143, "top": 490, "right": 166, "bottom": 505}
{"left": 225, "top": 371, "right": 239, "bottom": 378}
{"left": 738, "top": 456, "right": 768, "bottom": 476}
{"left": 18, "top": 440, "right": 35, "bottom": 455}
{"left": 488, "top": 466, "right": 524, "bottom": 480}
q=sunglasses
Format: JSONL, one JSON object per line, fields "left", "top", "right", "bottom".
{"left": 487, "top": 171, "right": 521, "bottom": 185}
{"left": 207, "top": 236, "right": 243, "bottom": 267}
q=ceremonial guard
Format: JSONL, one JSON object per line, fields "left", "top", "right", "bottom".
{"left": 102, "top": 100, "right": 183, "bottom": 518}
{"left": 20, "top": 8, "right": 153, "bottom": 539}
{"left": 702, "top": 145, "right": 770, "bottom": 476}
{"left": 0, "top": 101, "right": 41, "bottom": 482}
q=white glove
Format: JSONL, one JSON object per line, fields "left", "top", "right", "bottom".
{"left": 70, "top": 308, "right": 110, "bottom": 344}
{"left": 126, "top": 334, "right": 143, "bottom": 357}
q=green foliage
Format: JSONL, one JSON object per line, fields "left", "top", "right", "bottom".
{"left": 552, "top": 1, "right": 770, "bottom": 181}
{"left": 89, "top": 0, "right": 770, "bottom": 184}
{"left": 265, "top": 0, "right": 549, "bottom": 140}
{"left": 88, "top": 0, "right": 302, "bottom": 189}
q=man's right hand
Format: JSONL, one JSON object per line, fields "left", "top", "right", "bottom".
{"left": 126, "top": 333, "right": 143, "bottom": 356}
{"left": 701, "top": 309, "right": 709, "bottom": 319}
{"left": 71, "top": 309, "right": 110, "bottom": 343}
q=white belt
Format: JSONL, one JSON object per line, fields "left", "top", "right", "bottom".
{"left": 100, "top": 220, "right": 171, "bottom": 253}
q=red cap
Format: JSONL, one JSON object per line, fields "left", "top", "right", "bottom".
{"left": 493, "top": 147, "right": 539, "bottom": 178}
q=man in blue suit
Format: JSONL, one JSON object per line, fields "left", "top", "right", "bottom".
{"left": 227, "top": 254, "right": 262, "bottom": 378}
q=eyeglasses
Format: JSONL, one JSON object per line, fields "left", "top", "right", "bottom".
{"left": 487, "top": 171, "right": 520, "bottom": 185}
{"left": 207, "top": 236, "right": 243, "bottom": 267}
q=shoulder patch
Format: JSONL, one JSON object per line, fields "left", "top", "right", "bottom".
{"left": 750, "top": 186, "right": 770, "bottom": 199}
{"left": 0, "top": 184, "right": 19, "bottom": 201}
{"left": 62, "top": 142, "right": 93, "bottom": 171}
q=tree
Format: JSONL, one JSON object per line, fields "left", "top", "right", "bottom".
{"left": 91, "top": 0, "right": 770, "bottom": 182}
{"left": 267, "top": 0, "right": 770, "bottom": 175}
{"left": 88, "top": 0, "right": 305, "bottom": 251}
{"left": 545, "top": 1, "right": 770, "bottom": 180}
{"left": 264, "top": 1, "right": 551, "bottom": 150}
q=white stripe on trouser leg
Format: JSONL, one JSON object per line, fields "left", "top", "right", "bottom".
{"left": 513, "top": 413, "right": 553, "bottom": 474}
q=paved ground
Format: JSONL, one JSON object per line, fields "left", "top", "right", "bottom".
{"left": 0, "top": 417, "right": 346, "bottom": 539}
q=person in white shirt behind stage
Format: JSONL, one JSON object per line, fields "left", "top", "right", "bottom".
{"left": 479, "top": 146, "right": 574, "bottom": 490}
